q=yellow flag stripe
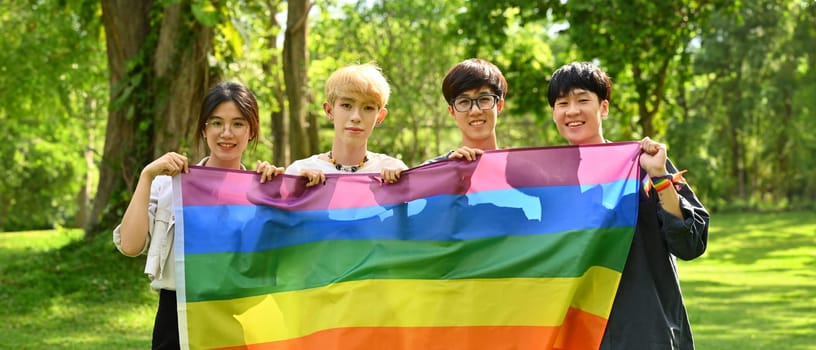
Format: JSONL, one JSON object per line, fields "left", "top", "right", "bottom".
{"left": 186, "top": 266, "right": 621, "bottom": 349}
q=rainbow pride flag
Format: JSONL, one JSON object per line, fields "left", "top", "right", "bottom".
{"left": 172, "top": 142, "right": 642, "bottom": 350}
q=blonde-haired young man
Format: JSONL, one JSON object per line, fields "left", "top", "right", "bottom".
{"left": 286, "top": 63, "right": 407, "bottom": 185}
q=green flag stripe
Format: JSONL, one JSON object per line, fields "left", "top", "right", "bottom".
{"left": 184, "top": 227, "right": 634, "bottom": 302}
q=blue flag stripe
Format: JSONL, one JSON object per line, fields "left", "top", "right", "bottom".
{"left": 183, "top": 180, "right": 638, "bottom": 255}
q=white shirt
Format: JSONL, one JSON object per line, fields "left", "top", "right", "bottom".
{"left": 285, "top": 151, "right": 408, "bottom": 175}
{"left": 113, "top": 175, "right": 176, "bottom": 291}
{"left": 112, "top": 157, "right": 243, "bottom": 291}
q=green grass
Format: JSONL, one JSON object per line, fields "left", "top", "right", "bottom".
{"left": 0, "top": 229, "right": 154, "bottom": 349}
{"left": 1, "top": 211, "right": 814, "bottom": 349}
{"left": 679, "top": 211, "right": 816, "bottom": 349}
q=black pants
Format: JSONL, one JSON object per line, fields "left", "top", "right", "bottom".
{"left": 152, "top": 289, "right": 180, "bottom": 350}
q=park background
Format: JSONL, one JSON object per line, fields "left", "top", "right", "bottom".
{"left": 1, "top": 0, "right": 814, "bottom": 349}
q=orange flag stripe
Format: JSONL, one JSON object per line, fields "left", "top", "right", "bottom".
{"left": 215, "top": 308, "right": 607, "bottom": 350}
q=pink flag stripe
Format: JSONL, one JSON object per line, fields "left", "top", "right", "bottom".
{"left": 181, "top": 142, "right": 641, "bottom": 211}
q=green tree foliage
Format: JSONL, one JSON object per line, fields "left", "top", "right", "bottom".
{"left": 452, "top": 0, "right": 564, "bottom": 57}
{"left": 310, "top": 0, "right": 567, "bottom": 164}
{"left": 680, "top": 0, "right": 816, "bottom": 210}
{"left": 4, "top": 0, "right": 816, "bottom": 232}
{"left": 450, "top": 1, "right": 568, "bottom": 145}
{"left": 791, "top": 1, "right": 816, "bottom": 205}
{"left": 561, "top": 0, "right": 730, "bottom": 139}
{"left": 0, "top": 0, "right": 107, "bottom": 231}
{"left": 310, "top": 0, "right": 469, "bottom": 165}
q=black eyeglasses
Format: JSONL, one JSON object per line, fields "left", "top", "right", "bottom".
{"left": 450, "top": 94, "right": 500, "bottom": 112}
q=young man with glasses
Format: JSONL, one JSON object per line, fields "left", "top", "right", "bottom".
{"left": 425, "top": 58, "right": 507, "bottom": 163}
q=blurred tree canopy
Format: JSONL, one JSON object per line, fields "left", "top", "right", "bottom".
{"left": 0, "top": 0, "right": 106, "bottom": 231}
{"left": 1, "top": 0, "right": 814, "bottom": 233}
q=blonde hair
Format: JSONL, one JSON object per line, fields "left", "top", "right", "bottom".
{"left": 325, "top": 63, "right": 391, "bottom": 108}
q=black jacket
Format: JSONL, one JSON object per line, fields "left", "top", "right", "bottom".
{"left": 600, "top": 160, "right": 710, "bottom": 350}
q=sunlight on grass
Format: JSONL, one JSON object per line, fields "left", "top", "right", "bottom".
{"left": 5, "top": 300, "right": 155, "bottom": 349}
{"left": 0, "top": 228, "right": 82, "bottom": 251}
{"left": 679, "top": 211, "right": 816, "bottom": 350}
{"left": 33, "top": 299, "right": 155, "bottom": 349}
{"left": 1, "top": 229, "right": 154, "bottom": 349}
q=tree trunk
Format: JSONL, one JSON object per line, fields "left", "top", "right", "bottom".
{"left": 284, "top": 0, "right": 316, "bottom": 161}
{"left": 87, "top": 0, "right": 154, "bottom": 238}
{"left": 87, "top": 0, "right": 213, "bottom": 238}
{"left": 75, "top": 96, "right": 97, "bottom": 228}
{"left": 265, "top": 0, "right": 288, "bottom": 166}
{"left": 632, "top": 59, "right": 670, "bottom": 139}
{"left": 152, "top": 3, "right": 214, "bottom": 161}
{"left": 727, "top": 74, "right": 746, "bottom": 201}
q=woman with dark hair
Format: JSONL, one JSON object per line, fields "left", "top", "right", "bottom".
{"left": 113, "top": 82, "right": 284, "bottom": 349}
